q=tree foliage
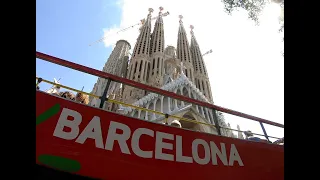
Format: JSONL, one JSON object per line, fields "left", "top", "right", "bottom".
{"left": 222, "top": 0, "right": 284, "bottom": 56}
{"left": 222, "top": 0, "right": 284, "bottom": 27}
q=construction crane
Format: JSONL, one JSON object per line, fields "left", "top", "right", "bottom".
{"left": 89, "top": 7, "right": 169, "bottom": 46}
{"left": 202, "top": 49, "right": 212, "bottom": 56}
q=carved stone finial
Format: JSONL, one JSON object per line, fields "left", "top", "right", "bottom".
{"left": 190, "top": 25, "right": 194, "bottom": 35}
{"left": 148, "top": 8, "right": 154, "bottom": 14}
{"left": 159, "top": 7, "right": 163, "bottom": 15}
{"left": 179, "top": 15, "right": 183, "bottom": 24}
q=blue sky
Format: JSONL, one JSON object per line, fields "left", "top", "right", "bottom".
{"left": 36, "top": 0, "right": 122, "bottom": 92}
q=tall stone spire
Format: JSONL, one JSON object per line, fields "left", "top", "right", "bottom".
{"left": 150, "top": 7, "right": 164, "bottom": 54}
{"left": 189, "top": 25, "right": 213, "bottom": 102}
{"left": 122, "top": 8, "right": 153, "bottom": 104}
{"left": 89, "top": 40, "right": 131, "bottom": 109}
{"left": 103, "top": 40, "right": 131, "bottom": 76}
{"left": 176, "top": 15, "right": 194, "bottom": 83}
{"left": 131, "top": 8, "right": 153, "bottom": 58}
{"left": 148, "top": 7, "right": 165, "bottom": 88}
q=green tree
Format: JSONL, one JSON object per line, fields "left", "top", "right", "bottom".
{"left": 222, "top": 0, "right": 284, "bottom": 55}
{"left": 222, "top": 0, "right": 284, "bottom": 29}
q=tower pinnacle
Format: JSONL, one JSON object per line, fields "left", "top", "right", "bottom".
{"left": 147, "top": 6, "right": 166, "bottom": 88}
{"left": 176, "top": 15, "right": 194, "bottom": 82}
{"left": 123, "top": 8, "right": 153, "bottom": 103}
{"left": 179, "top": 15, "right": 183, "bottom": 23}
{"left": 155, "top": 6, "right": 164, "bottom": 23}
{"left": 190, "top": 25, "right": 194, "bottom": 35}
{"left": 190, "top": 25, "right": 197, "bottom": 42}
{"left": 189, "top": 24, "right": 213, "bottom": 102}
{"left": 148, "top": 8, "right": 154, "bottom": 14}
{"left": 159, "top": 6, "right": 163, "bottom": 13}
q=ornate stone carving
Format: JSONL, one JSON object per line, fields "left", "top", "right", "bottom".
{"left": 154, "top": 76, "right": 161, "bottom": 87}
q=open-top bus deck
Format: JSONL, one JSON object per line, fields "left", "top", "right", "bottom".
{"left": 36, "top": 51, "right": 284, "bottom": 180}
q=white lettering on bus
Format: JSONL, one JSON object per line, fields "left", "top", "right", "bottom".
{"left": 132, "top": 128, "right": 154, "bottom": 158}
{"left": 176, "top": 135, "right": 193, "bottom": 163}
{"left": 155, "top": 132, "right": 174, "bottom": 161}
{"left": 229, "top": 144, "right": 244, "bottom": 166}
{"left": 192, "top": 139, "right": 211, "bottom": 165}
{"left": 53, "top": 108, "right": 81, "bottom": 140}
{"left": 75, "top": 116, "right": 104, "bottom": 149}
{"left": 210, "top": 142, "right": 228, "bottom": 166}
{"left": 105, "top": 121, "right": 131, "bottom": 154}
{"left": 53, "top": 108, "right": 244, "bottom": 167}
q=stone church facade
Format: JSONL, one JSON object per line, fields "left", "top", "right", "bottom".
{"left": 89, "top": 7, "right": 241, "bottom": 137}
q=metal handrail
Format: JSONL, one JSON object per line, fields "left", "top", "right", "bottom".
{"left": 36, "top": 51, "right": 284, "bottom": 129}
{"left": 36, "top": 77, "right": 99, "bottom": 98}
{"left": 36, "top": 77, "right": 281, "bottom": 140}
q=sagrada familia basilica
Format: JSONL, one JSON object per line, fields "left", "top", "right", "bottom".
{"left": 88, "top": 7, "right": 244, "bottom": 138}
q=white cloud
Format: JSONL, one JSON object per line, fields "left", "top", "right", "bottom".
{"left": 101, "top": 0, "right": 284, "bottom": 140}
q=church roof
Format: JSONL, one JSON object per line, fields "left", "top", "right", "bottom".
{"left": 122, "top": 72, "right": 210, "bottom": 114}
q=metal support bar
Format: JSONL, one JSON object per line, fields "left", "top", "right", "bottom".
{"left": 37, "top": 77, "right": 43, "bottom": 83}
{"left": 164, "top": 114, "right": 169, "bottom": 125}
{"left": 211, "top": 109, "right": 221, "bottom": 135}
{"left": 99, "top": 79, "right": 111, "bottom": 108}
{"left": 259, "top": 122, "right": 270, "bottom": 142}
{"left": 36, "top": 78, "right": 43, "bottom": 88}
